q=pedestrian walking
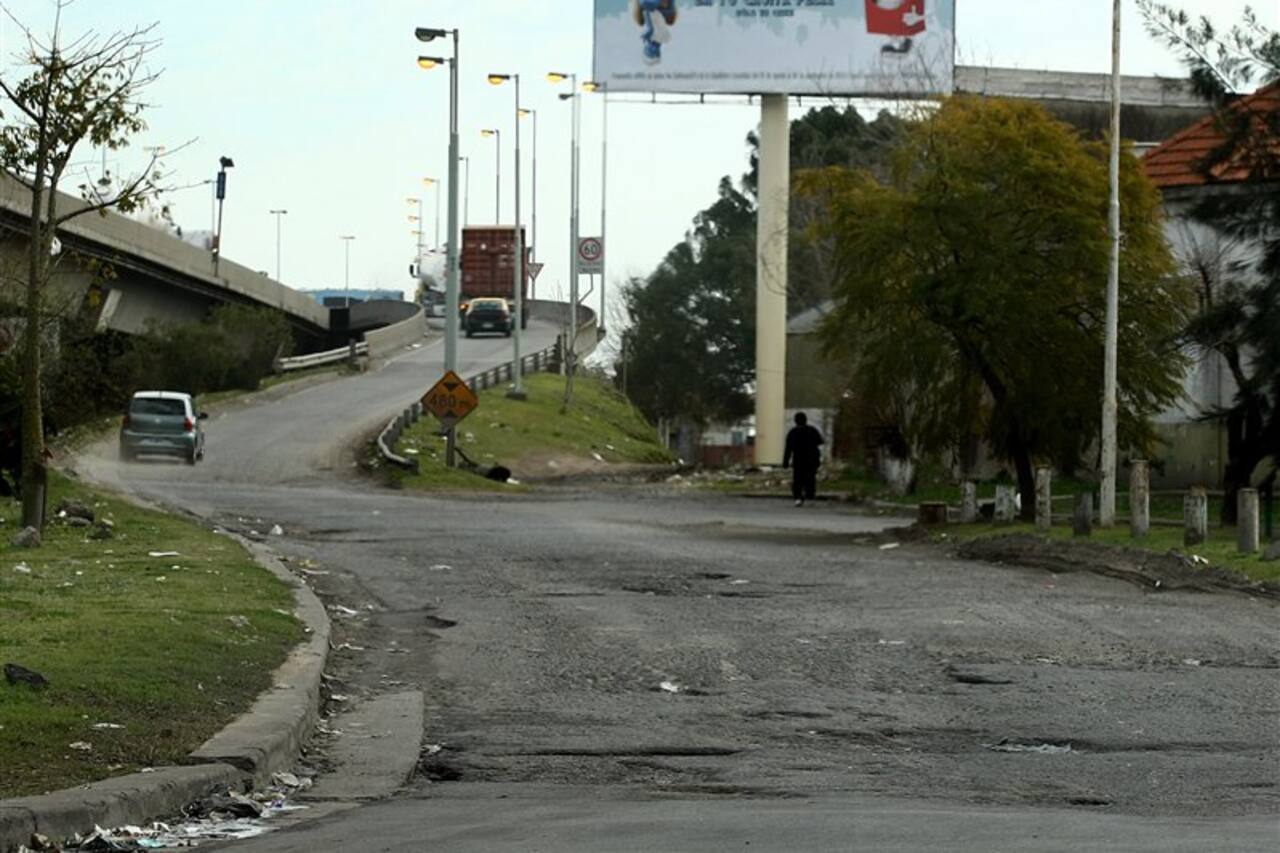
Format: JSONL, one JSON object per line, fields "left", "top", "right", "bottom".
{"left": 782, "top": 412, "right": 824, "bottom": 506}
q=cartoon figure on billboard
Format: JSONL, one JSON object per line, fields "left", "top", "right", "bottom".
{"left": 630, "top": 0, "right": 678, "bottom": 65}
{"left": 866, "top": 0, "right": 927, "bottom": 55}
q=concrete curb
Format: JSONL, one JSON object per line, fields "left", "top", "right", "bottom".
{"left": 0, "top": 537, "right": 331, "bottom": 853}
{"left": 189, "top": 536, "right": 331, "bottom": 784}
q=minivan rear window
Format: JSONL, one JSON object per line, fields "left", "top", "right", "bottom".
{"left": 130, "top": 398, "right": 186, "bottom": 416}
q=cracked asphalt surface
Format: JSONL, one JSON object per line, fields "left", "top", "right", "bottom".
{"left": 74, "top": 332, "right": 1279, "bottom": 851}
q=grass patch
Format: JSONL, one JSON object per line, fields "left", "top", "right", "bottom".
{"left": 0, "top": 472, "right": 302, "bottom": 798}
{"left": 393, "top": 372, "right": 672, "bottom": 491}
{"left": 946, "top": 521, "right": 1280, "bottom": 584}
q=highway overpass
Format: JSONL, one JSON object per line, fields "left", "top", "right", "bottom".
{"left": 0, "top": 172, "right": 330, "bottom": 348}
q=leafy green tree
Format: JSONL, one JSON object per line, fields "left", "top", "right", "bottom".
{"left": 617, "top": 107, "right": 904, "bottom": 432}
{"left": 800, "top": 97, "right": 1192, "bottom": 517}
{"left": 0, "top": 4, "right": 164, "bottom": 528}
{"left": 618, "top": 178, "right": 755, "bottom": 427}
{"left": 1140, "top": 1, "right": 1278, "bottom": 521}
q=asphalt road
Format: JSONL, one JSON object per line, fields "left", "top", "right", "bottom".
{"left": 74, "top": 332, "right": 1280, "bottom": 851}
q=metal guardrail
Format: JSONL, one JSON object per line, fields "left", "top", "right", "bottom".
{"left": 275, "top": 341, "right": 369, "bottom": 373}
{"left": 378, "top": 336, "right": 567, "bottom": 473}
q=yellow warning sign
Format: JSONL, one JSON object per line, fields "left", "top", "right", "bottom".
{"left": 422, "top": 370, "right": 479, "bottom": 430}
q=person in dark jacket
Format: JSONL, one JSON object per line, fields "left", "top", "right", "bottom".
{"left": 782, "top": 412, "right": 824, "bottom": 506}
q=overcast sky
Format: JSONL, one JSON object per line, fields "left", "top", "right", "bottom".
{"left": 1, "top": 1, "right": 1275, "bottom": 323}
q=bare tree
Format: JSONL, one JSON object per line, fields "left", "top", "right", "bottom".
{"left": 0, "top": 2, "right": 166, "bottom": 529}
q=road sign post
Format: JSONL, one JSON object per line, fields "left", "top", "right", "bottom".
{"left": 578, "top": 236, "right": 603, "bottom": 276}
{"left": 422, "top": 370, "right": 479, "bottom": 468}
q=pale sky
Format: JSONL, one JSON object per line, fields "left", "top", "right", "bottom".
{"left": 1, "top": 1, "right": 1275, "bottom": 326}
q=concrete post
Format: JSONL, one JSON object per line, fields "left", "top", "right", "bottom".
{"left": 1035, "top": 466, "right": 1053, "bottom": 533}
{"left": 1184, "top": 488, "right": 1208, "bottom": 547}
{"left": 994, "top": 485, "right": 1017, "bottom": 524}
{"left": 754, "top": 94, "right": 790, "bottom": 466}
{"left": 960, "top": 481, "right": 978, "bottom": 524}
{"left": 1238, "top": 488, "right": 1260, "bottom": 554}
{"left": 1129, "top": 460, "right": 1150, "bottom": 539}
{"left": 1073, "top": 493, "right": 1093, "bottom": 537}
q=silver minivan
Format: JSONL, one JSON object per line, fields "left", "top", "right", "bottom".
{"left": 119, "top": 391, "right": 207, "bottom": 464}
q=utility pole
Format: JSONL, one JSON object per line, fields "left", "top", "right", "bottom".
{"left": 269, "top": 209, "right": 287, "bottom": 281}
{"left": 1100, "top": 0, "right": 1122, "bottom": 526}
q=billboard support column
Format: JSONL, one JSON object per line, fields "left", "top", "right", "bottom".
{"left": 755, "top": 94, "right": 789, "bottom": 467}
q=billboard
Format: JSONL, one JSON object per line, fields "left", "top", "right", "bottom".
{"left": 593, "top": 1, "right": 956, "bottom": 96}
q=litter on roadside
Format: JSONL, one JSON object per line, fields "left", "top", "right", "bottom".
{"left": 270, "top": 525, "right": 284, "bottom": 536}
{"left": 877, "top": 639, "right": 907, "bottom": 646}
{"left": 984, "top": 740, "right": 1075, "bottom": 754}
{"left": 878, "top": 543, "right": 900, "bottom": 551}
{"left": 658, "top": 681, "right": 682, "bottom": 694}
{"left": 147, "top": 551, "right": 179, "bottom": 558}
{"left": 68, "top": 741, "right": 93, "bottom": 751}
{"left": 91, "top": 723, "right": 124, "bottom": 730}
{"left": 328, "top": 605, "right": 359, "bottom": 617}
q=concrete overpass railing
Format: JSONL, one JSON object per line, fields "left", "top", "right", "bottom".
{"left": 361, "top": 303, "right": 428, "bottom": 359}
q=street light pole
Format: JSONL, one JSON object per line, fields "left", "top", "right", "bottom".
{"left": 417, "top": 26, "right": 462, "bottom": 467}
{"left": 1100, "top": 0, "right": 1123, "bottom": 526}
{"left": 461, "top": 155, "right": 471, "bottom": 226}
{"left": 520, "top": 108, "right": 538, "bottom": 269}
{"left": 269, "top": 209, "right": 287, "bottom": 281}
{"left": 422, "top": 178, "right": 439, "bottom": 251}
{"left": 490, "top": 73, "right": 525, "bottom": 399}
{"left": 340, "top": 235, "right": 356, "bottom": 305}
{"left": 550, "top": 72, "right": 581, "bottom": 401}
{"left": 212, "top": 155, "right": 234, "bottom": 275}
{"left": 585, "top": 82, "right": 608, "bottom": 332}
{"left": 481, "top": 129, "right": 501, "bottom": 222}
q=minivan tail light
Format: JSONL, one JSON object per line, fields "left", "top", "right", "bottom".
{"left": 183, "top": 417, "right": 194, "bottom": 431}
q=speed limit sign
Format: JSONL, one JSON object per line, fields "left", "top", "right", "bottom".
{"left": 577, "top": 236, "right": 604, "bottom": 274}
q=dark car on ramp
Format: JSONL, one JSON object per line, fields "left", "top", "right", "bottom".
{"left": 464, "top": 297, "right": 514, "bottom": 338}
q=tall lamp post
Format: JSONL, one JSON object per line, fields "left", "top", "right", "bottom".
{"left": 481, "top": 128, "right": 501, "bottom": 222}
{"left": 416, "top": 25, "right": 462, "bottom": 467}
{"left": 460, "top": 155, "right": 471, "bottom": 226}
{"left": 583, "top": 81, "right": 608, "bottom": 332}
{"left": 549, "top": 72, "right": 580, "bottom": 399}
{"left": 339, "top": 235, "right": 356, "bottom": 306}
{"left": 488, "top": 73, "right": 525, "bottom": 399}
{"left": 406, "top": 197, "right": 424, "bottom": 271}
{"left": 212, "top": 155, "right": 234, "bottom": 275}
{"left": 423, "top": 177, "right": 441, "bottom": 251}
{"left": 269, "top": 208, "right": 287, "bottom": 281}
{"left": 519, "top": 108, "right": 538, "bottom": 272}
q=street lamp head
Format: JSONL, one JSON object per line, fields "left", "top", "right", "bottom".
{"left": 414, "top": 27, "right": 448, "bottom": 42}
{"left": 558, "top": 93, "right": 573, "bottom": 101}
{"left": 422, "top": 177, "right": 437, "bottom": 186}
{"left": 219, "top": 156, "right": 235, "bottom": 169}
{"left": 518, "top": 108, "right": 534, "bottom": 118}
{"left": 583, "top": 81, "right": 604, "bottom": 92}
{"left": 417, "top": 56, "right": 445, "bottom": 70}
{"left": 408, "top": 215, "right": 420, "bottom": 222}
{"left": 487, "top": 73, "right": 511, "bottom": 85}
{"left": 547, "top": 72, "right": 571, "bottom": 84}
{"left": 481, "top": 129, "right": 498, "bottom": 138}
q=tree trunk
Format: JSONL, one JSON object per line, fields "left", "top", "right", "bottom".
{"left": 21, "top": 182, "right": 46, "bottom": 530}
{"left": 1012, "top": 442, "right": 1036, "bottom": 522}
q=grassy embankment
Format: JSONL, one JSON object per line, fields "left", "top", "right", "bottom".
{"left": 0, "top": 473, "right": 301, "bottom": 798}
{"left": 391, "top": 372, "right": 672, "bottom": 490}
{"left": 943, "top": 520, "right": 1279, "bottom": 584}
